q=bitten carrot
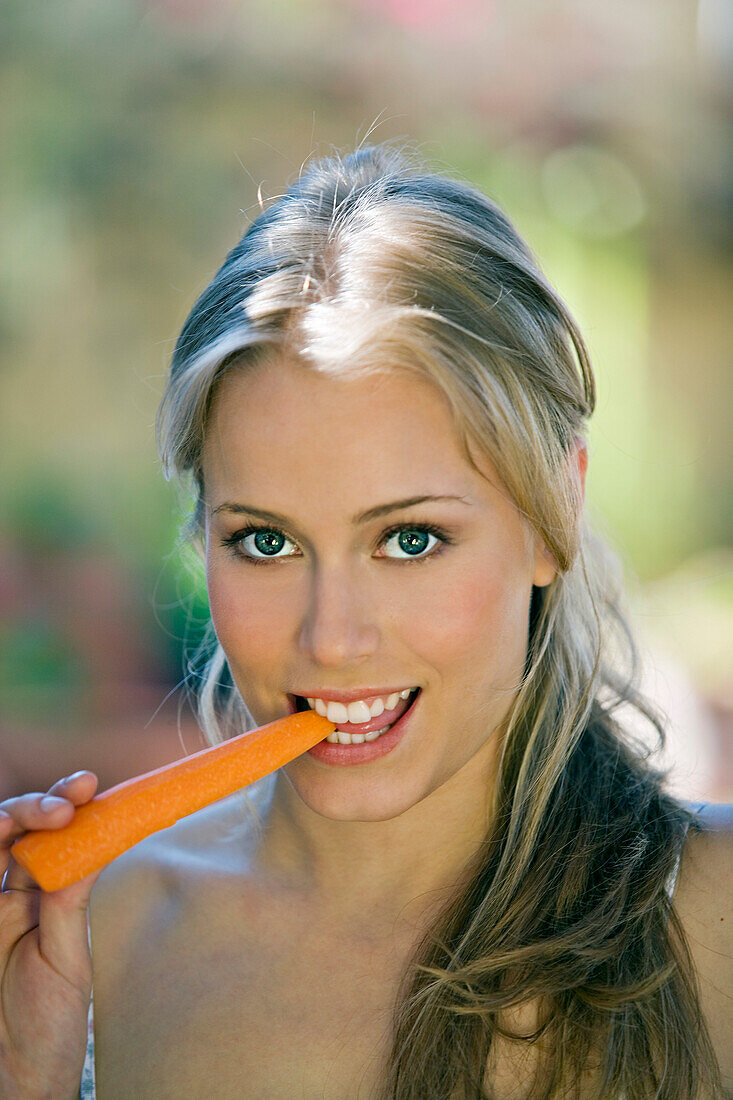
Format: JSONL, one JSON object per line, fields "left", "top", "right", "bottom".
{"left": 11, "top": 709, "right": 335, "bottom": 892}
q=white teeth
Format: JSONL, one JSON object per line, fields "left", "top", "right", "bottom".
{"left": 346, "top": 700, "right": 372, "bottom": 724}
{"left": 326, "top": 701, "right": 349, "bottom": 723}
{"left": 325, "top": 724, "right": 391, "bottom": 745}
{"left": 305, "top": 688, "right": 417, "bottom": 721}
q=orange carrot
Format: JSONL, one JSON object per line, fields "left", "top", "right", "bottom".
{"left": 11, "top": 709, "right": 334, "bottom": 892}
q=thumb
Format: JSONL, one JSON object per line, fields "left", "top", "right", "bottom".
{"left": 38, "top": 869, "right": 102, "bottom": 996}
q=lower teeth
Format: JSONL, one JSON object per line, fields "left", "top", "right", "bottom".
{"left": 325, "top": 724, "right": 392, "bottom": 745}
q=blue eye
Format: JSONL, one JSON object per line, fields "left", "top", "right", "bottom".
{"left": 244, "top": 530, "right": 292, "bottom": 558}
{"left": 224, "top": 523, "right": 301, "bottom": 558}
{"left": 220, "top": 522, "right": 453, "bottom": 565}
{"left": 379, "top": 525, "right": 444, "bottom": 560}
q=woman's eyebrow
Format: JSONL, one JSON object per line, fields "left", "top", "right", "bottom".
{"left": 211, "top": 495, "right": 473, "bottom": 526}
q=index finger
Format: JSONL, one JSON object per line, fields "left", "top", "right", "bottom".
{"left": 0, "top": 773, "right": 98, "bottom": 846}
{"left": 46, "top": 771, "right": 99, "bottom": 804}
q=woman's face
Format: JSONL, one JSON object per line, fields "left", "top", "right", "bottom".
{"left": 201, "top": 354, "right": 557, "bottom": 822}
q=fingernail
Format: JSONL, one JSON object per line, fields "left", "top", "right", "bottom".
{"left": 64, "top": 771, "right": 87, "bottom": 783}
{"left": 0, "top": 810, "right": 11, "bottom": 822}
{"left": 40, "top": 796, "right": 68, "bottom": 812}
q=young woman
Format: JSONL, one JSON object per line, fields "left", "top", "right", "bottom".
{"left": 1, "top": 143, "right": 730, "bottom": 1099}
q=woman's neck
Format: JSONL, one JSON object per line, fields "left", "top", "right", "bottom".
{"left": 250, "top": 737, "right": 498, "bottom": 936}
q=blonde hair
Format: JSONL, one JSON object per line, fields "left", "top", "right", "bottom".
{"left": 157, "top": 142, "right": 722, "bottom": 1098}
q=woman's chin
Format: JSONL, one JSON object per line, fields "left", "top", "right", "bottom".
{"left": 284, "top": 770, "right": 426, "bottom": 823}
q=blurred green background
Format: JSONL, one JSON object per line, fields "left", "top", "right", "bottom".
{"left": 1, "top": 0, "right": 731, "bottom": 800}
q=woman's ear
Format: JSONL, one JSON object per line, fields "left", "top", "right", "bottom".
{"left": 532, "top": 542, "right": 558, "bottom": 588}
{"left": 532, "top": 438, "right": 589, "bottom": 588}
{"left": 573, "top": 437, "right": 588, "bottom": 502}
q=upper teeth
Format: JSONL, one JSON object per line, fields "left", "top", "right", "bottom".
{"left": 306, "top": 689, "right": 415, "bottom": 725}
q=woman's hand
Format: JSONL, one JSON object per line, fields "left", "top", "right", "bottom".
{"left": 0, "top": 771, "right": 101, "bottom": 1100}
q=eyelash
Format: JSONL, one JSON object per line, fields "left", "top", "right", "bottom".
{"left": 220, "top": 522, "right": 455, "bottom": 566}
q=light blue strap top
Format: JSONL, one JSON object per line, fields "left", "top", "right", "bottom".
{"left": 79, "top": 990, "right": 96, "bottom": 1099}
{"left": 80, "top": 904, "right": 95, "bottom": 1098}
{"left": 665, "top": 801, "right": 707, "bottom": 900}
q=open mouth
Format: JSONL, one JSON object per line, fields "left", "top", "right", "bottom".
{"left": 289, "top": 688, "right": 421, "bottom": 744}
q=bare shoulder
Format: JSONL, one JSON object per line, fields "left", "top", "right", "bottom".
{"left": 676, "top": 802, "right": 733, "bottom": 913}
{"left": 85, "top": 785, "right": 275, "bottom": 1094}
{"left": 88, "top": 784, "right": 270, "bottom": 971}
{"left": 674, "top": 802, "right": 733, "bottom": 1087}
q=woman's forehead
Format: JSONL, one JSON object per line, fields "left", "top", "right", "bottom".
{"left": 201, "top": 357, "right": 514, "bottom": 524}
{"left": 207, "top": 359, "right": 451, "bottom": 451}
{"left": 204, "top": 358, "right": 475, "bottom": 474}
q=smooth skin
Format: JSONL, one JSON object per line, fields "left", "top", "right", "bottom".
{"left": 1, "top": 355, "right": 730, "bottom": 1096}
{"left": 201, "top": 357, "right": 562, "bottom": 920}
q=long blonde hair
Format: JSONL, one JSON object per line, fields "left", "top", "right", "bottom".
{"left": 157, "top": 142, "right": 722, "bottom": 1098}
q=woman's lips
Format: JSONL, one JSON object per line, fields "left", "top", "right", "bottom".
{"left": 288, "top": 690, "right": 419, "bottom": 734}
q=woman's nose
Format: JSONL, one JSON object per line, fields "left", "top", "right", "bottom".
{"left": 296, "top": 567, "right": 380, "bottom": 668}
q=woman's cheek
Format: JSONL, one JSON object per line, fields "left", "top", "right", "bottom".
{"left": 206, "top": 562, "right": 286, "bottom": 664}
{"left": 401, "top": 563, "right": 531, "bottom": 685}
